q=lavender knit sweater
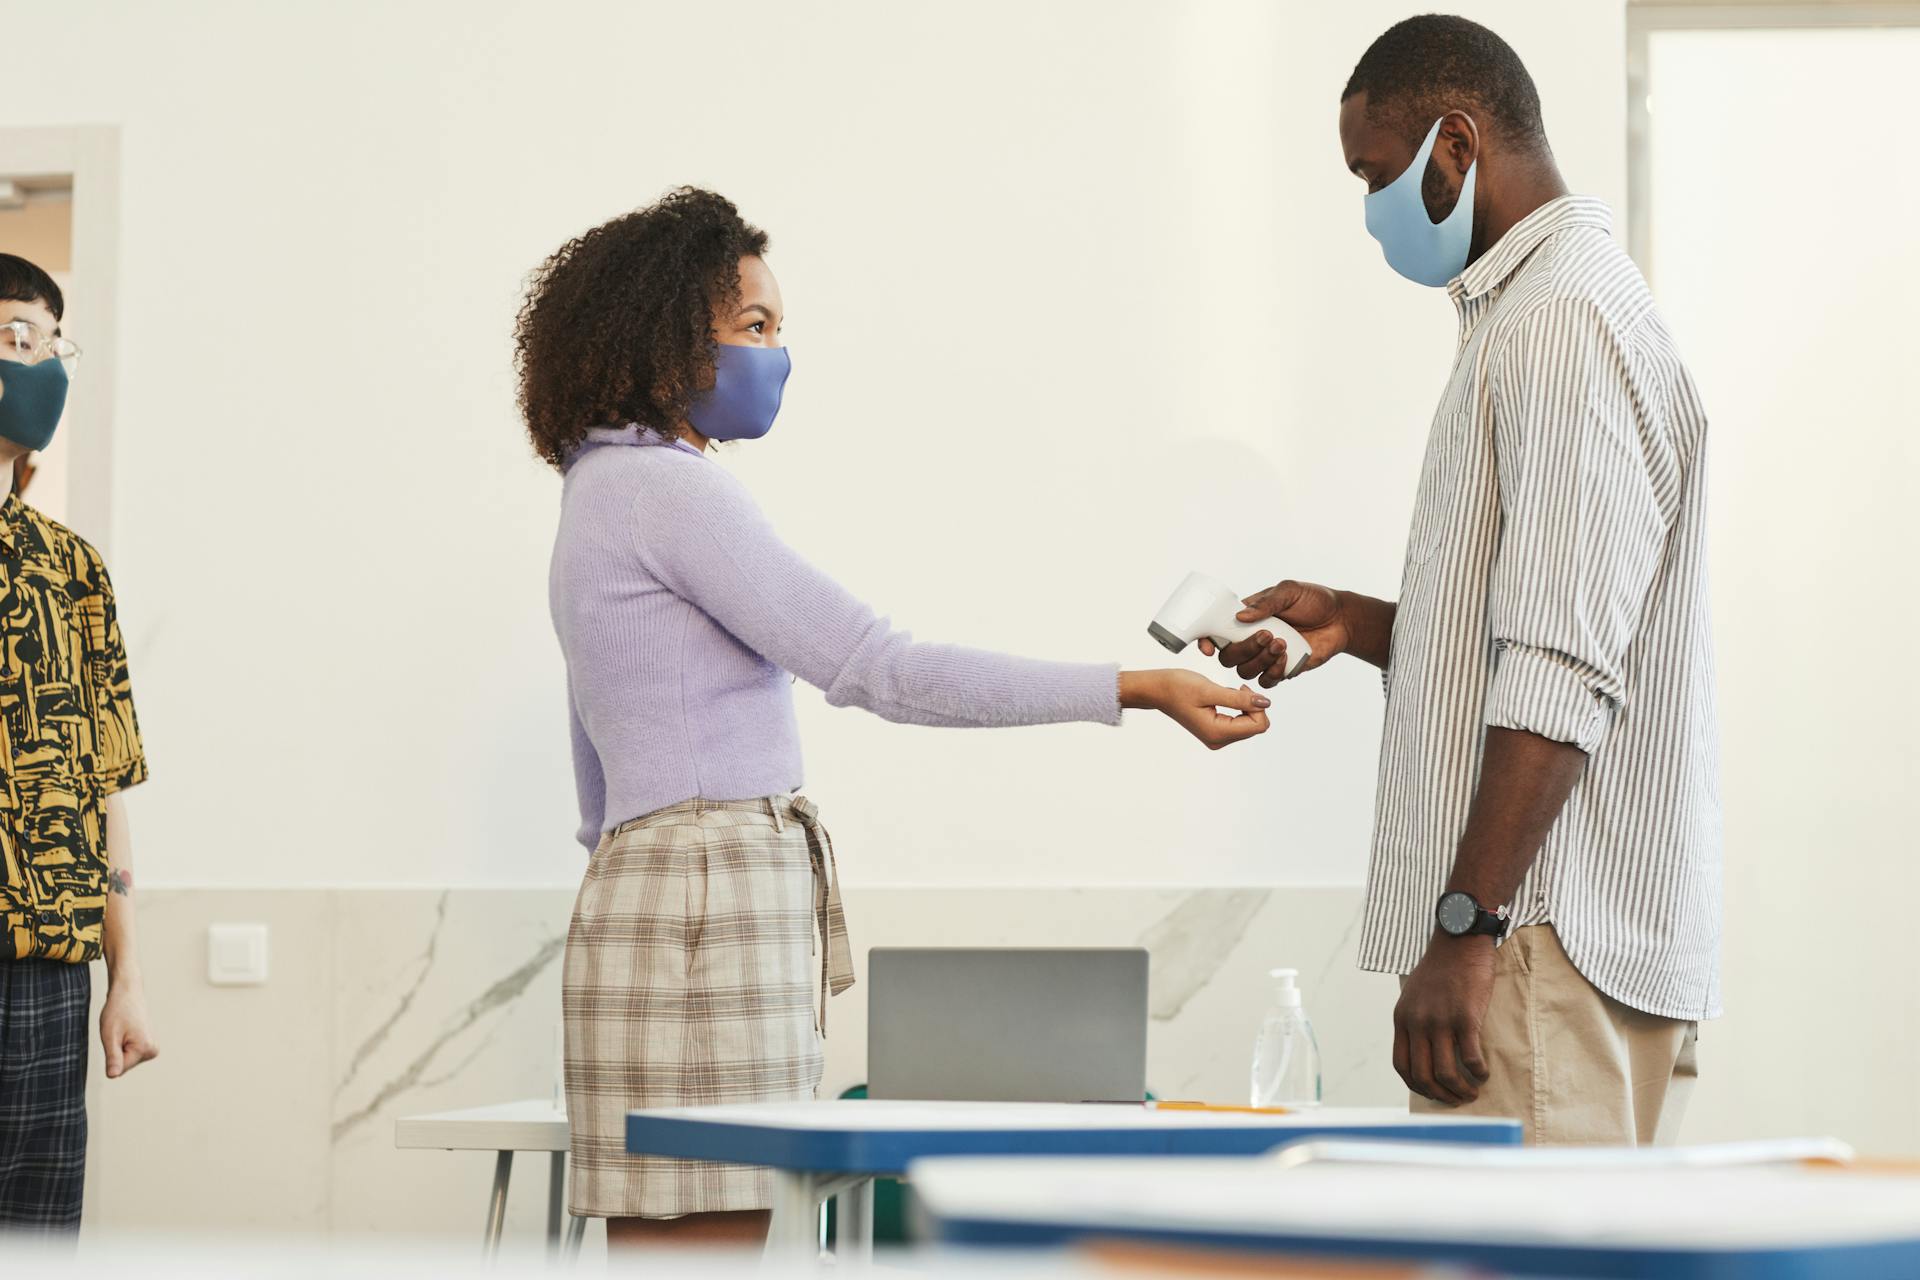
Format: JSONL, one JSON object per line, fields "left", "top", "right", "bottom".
{"left": 551, "top": 427, "right": 1123, "bottom": 850}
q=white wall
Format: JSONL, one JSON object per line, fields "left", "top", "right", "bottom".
{"left": 1645, "top": 25, "right": 1920, "bottom": 1156}
{"left": 0, "top": 0, "right": 1625, "bottom": 888}
{"left": 9, "top": 0, "right": 1918, "bottom": 1214}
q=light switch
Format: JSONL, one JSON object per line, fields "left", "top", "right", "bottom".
{"left": 207, "top": 924, "right": 270, "bottom": 986}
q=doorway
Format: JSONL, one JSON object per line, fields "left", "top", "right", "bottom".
{"left": 0, "top": 174, "right": 75, "bottom": 524}
{"left": 1629, "top": 7, "right": 1920, "bottom": 1154}
{"left": 0, "top": 126, "right": 120, "bottom": 553}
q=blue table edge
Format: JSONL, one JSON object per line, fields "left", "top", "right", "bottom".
{"left": 624, "top": 1114, "right": 1521, "bottom": 1174}
{"left": 929, "top": 1216, "right": 1920, "bottom": 1280}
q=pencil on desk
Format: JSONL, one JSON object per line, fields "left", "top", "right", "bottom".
{"left": 1153, "top": 1101, "right": 1293, "bottom": 1115}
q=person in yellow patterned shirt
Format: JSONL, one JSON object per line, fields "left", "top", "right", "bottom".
{"left": 0, "top": 254, "right": 155, "bottom": 1236}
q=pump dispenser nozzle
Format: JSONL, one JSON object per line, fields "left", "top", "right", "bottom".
{"left": 1269, "top": 968, "right": 1301, "bottom": 1007}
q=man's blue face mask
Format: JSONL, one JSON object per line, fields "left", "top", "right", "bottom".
{"left": 0, "top": 357, "right": 69, "bottom": 453}
{"left": 1364, "top": 117, "right": 1477, "bottom": 288}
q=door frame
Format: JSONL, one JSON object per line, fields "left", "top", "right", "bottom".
{"left": 0, "top": 126, "right": 121, "bottom": 554}
{"left": 1627, "top": 2, "right": 1920, "bottom": 284}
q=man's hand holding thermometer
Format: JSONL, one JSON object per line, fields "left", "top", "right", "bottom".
{"left": 1210, "top": 578, "right": 1387, "bottom": 687}
{"left": 1152, "top": 572, "right": 1377, "bottom": 690}
{"left": 1150, "top": 573, "right": 1313, "bottom": 677}
{"left": 1111, "top": 572, "right": 1376, "bottom": 750}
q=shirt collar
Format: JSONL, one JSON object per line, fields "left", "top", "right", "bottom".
{"left": 1450, "top": 194, "right": 1612, "bottom": 303}
{"left": 562, "top": 423, "right": 704, "bottom": 471}
{"left": 0, "top": 493, "right": 19, "bottom": 556}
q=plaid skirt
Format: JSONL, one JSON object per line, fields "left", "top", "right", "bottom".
{"left": 563, "top": 794, "right": 853, "bottom": 1218}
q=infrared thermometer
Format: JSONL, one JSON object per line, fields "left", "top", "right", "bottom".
{"left": 1148, "top": 572, "right": 1311, "bottom": 678}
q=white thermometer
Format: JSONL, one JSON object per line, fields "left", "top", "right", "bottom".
{"left": 1148, "top": 571, "right": 1311, "bottom": 678}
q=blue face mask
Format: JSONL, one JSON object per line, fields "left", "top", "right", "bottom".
{"left": 0, "top": 358, "right": 69, "bottom": 453}
{"left": 687, "top": 344, "right": 790, "bottom": 442}
{"left": 1363, "top": 117, "right": 1477, "bottom": 288}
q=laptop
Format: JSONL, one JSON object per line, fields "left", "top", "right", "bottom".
{"left": 866, "top": 947, "right": 1150, "bottom": 1103}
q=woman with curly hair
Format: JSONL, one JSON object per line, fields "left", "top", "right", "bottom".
{"left": 521, "top": 187, "right": 1272, "bottom": 1248}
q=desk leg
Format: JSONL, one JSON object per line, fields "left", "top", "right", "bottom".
{"left": 546, "top": 1151, "right": 565, "bottom": 1255}
{"left": 484, "top": 1150, "right": 514, "bottom": 1259}
{"left": 767, "top": 1170, "right": 821, "bottom": 1262}
{"left": 841, "top": 1177, "right": 875, "bottom": 1264}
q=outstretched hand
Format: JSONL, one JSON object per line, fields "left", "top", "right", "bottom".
{"left": 1199, "top": 579, "right": 1350, "bottom": 688}
{"left": 1122, "top": 669, "right": 1272, "bottom": 750}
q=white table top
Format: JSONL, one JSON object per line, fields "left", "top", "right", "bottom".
{"left": 14, "top": 1236, "right": 1126, "bottom": 1278}
{"left": 627, "top": 1101, "right": 1494, "bottom": 1133}
{"left": 393, "top": 1099, "right": 567, "bottom": 1152}
{"left": 910, "top": 1155, "right": 1920, "bottom": 1250}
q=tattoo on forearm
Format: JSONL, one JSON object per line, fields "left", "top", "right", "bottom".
{"left": 108, "top": 869, "right": 133, "bottom": 897}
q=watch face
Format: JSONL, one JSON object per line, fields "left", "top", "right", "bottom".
{"left": 1436, "top": 892, "right": 1478, "bottom": 935}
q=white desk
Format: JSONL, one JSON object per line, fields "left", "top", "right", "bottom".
{"left": 910, "top": 1152, "right": 1920, "bottom": 1278}
{"left": 395, "top": 1099, "right": 581, "bottom": 1259}
{"left": 626, "top": 1100, "right": 1520, "bottom": 1262}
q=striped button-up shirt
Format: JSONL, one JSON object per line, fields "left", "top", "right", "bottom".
{"left": 1357, "top": 195, "right": 1722, "bottom": 1021}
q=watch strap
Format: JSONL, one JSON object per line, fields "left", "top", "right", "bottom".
{"left": 1468, "top": 901, "right": 1511, "bottom": 939}
{"left": 1438, "top": 890, "right": 1511, "bottom": 940}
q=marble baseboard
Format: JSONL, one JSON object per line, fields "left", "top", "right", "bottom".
{"left": 68, "top": 883, "right": 1920, "bottom": 1249}
{"left": 73, "top": 884, "right": 1385, "bottom": 1246}
{"left": 81, "top": 888, "right": 577, "bottom": 1257}
{"left": 71, "top": 885, "right": 1397, "bottom": 1242}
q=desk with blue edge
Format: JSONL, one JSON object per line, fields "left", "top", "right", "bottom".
{"left": 911, "top": 1151, "right": 1920, "bottom": 1279}
{"left": 625, "top": 1100, "right": 1521, "bottom": 1262}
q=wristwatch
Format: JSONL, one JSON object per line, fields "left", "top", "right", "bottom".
{"left": 1435, "top": 890, "right": 1510, "bottom": 941}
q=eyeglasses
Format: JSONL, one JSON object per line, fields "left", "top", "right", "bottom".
{"left": 0, "top": 320, "right": 81, "bottom": 375}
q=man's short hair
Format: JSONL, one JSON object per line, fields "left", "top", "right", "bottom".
{"left": 1342, "top": 14, "right": 1547, "bottom": 150}
{"left": 0, "top": 254, "right": 64, "bottom": 323}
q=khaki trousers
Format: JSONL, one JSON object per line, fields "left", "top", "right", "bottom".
{"left": 1408, "top": 925, "right": 1699, "bottom": 1146}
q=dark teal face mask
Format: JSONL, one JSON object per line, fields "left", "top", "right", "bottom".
{"left": 0, "top": 358, "right": 68, "bottom": 453}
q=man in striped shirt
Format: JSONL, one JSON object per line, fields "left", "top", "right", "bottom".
{"left": 1207, "top": 16, "right": 1718, "bottom": 1144}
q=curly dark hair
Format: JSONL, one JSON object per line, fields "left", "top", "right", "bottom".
{"left": 515, "top": 187, "right": 770, "bottom": 469}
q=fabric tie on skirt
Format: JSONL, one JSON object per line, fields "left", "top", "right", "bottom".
{"left": 786, "top": 794, "right": 855, "bottom": 1033}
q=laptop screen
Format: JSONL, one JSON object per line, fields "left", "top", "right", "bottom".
{"left": 866, "top": 947, "right": 1150, "bottom": 1103}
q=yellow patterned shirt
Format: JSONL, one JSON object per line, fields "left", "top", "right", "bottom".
{"left": 0, "top": 495, "right": 148, "bottom": 962}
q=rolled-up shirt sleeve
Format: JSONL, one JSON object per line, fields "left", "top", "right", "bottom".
{"left": 1482, "top": 299, "right": 1672, "bottom": 752}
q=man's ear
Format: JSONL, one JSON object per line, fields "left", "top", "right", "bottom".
{"left": 1436, "top": 111, "right": 1480, "bottom": 175}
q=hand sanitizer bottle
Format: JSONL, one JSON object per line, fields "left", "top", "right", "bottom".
{"left": 1251, "top": 968, "right": 1322, "bottom": 1108}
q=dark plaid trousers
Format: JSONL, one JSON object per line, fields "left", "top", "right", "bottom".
{"left": 0, "top": 959, "right": 90, "bottom": 1234}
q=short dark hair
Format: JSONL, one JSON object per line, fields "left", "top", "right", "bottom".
{"left": 0, "top": 253, "right": 64, "bottom": 323}
{"left": 1342, "top": 15, "right": 1546, "bottom": 150}
{"left": 515, "top": 187, "right": 770, "bottom": 470}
